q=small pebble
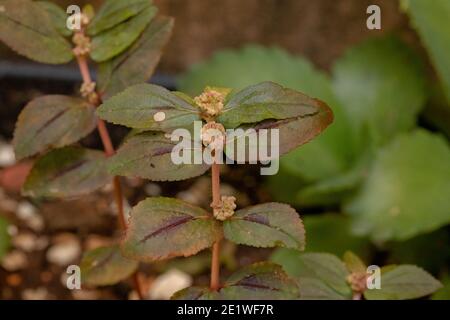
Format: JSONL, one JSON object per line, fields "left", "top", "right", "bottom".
{"left": 148, "top": 269, "right": 192, "bottom": 300}
{"left": 1, "top": 250, "right": 28, "bottom": 271}
{"left": 153, "top": 111, "right": 166, "bottom": 122}
{"left": 12, "top": 232, "right": 38, "bottom": 252}
{"left": 46, "top": 235, "right": 81, "bottom": 266}
{"left": 0, "top": 143, "right": 15, "bottom": 167}
{"left": 72, "top": 290, "right": 101, "bottom": 300}
{"left": 22, "top": 287, "right": 51, "bottom": 300}
{"left": 16, "top": 201, "right": 37, "bottom": 220}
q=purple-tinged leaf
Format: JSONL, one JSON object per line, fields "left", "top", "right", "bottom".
{"left": 0, "top": 0, "right": 73, "bottom": 64}
{"left": 23, "top": 147, "right": 111, "bottom": 198}
{"left": 98, "top": 15, "right": 174, "bottom": 100}
{"left": 224, "top": 203, "right": 305, "bottom": 250}
{"left": 87, "top": 0, "right": 152, "bottom": 36}
{"left": 97, "top": 83, "right": 201, "bottom": 131}
{"left": 121, "top": 197, "right": 221, "bottom": 262}
{"left": 90, "top": 6, "right": 157, "bottom": 62}
{"left": 220, "top": 262, "right": 300, "bottom": 300}
{"left": 219, "top": 82, "right": 328, "bottom": 129}
{"left": 108, "top": 132, "right": 209, "bottom": 181}
{"left": 13, "top": 95, "right": 97, "bottom": 160}
{"left": 80, "top": 245, "right": 138, "bottom": 287}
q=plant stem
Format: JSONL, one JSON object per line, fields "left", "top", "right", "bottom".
{"left": 75, "top": 53, "right": 144, "bottom": 300}
{"left": 210, "top": 161, "right": 221, "bottom": 291}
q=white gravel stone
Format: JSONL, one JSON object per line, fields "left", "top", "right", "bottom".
{"left": 148, "top": 269, "right": 193, "bottom": 300}
{"left": 1, "top": 250, "right": 28, "bottom": 271}
{"left": 46, "top": 236, "right": 81, "bottom": 266}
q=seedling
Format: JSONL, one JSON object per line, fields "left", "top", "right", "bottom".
{"left": 1, "top": 0, "right": 174, "bottom": 298}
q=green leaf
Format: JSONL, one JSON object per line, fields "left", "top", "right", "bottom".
{"left": 23, "top": 147, "right": 111, "bottom": 198}
{"left": 343, "top": 251, "right": 366, "bottom": 274}
{"left": 218, "top": 82, "right": 328, "bottom": 129}
{"left": 432, "top": 274, "right": 450, "bottom": 300}
{"left": 0, "top": 0, "right": 73, "bottom": 64}
{"left": 345, "top": 130, "right": 450, "bottom": 242}
{"left": 332, "top": 36, "right": 426, "bottom": 148}
{"left": 88, "top": 0, "right": 152, "bottom": 36}
{"left": 0, "top": 216, "right": 10, "bottom": 260}
{"left": 90, "top": 6, "right": 157, "bottom": 62}
{"left": 224, "top": 98, "right": 333, "bottom": 160}
{"left": 300, "top": 214, "right": 371, "bottom": 258}
{"left": 364, "top": 265, "right": 442, "bottom": 300}
{"left": 295, "top": 157, "right": 368, "bottom": 206}
{"left": 386, "top": 229, "right": 450, "bottom": 274}
{"left": 121, "top": 197, "right": 221, "bottom": 262}
{"left": 271, "top": 252, "right": 352, "bottom": 299}
{"left": 13, "top": 95, "right": 97, "bottom": 160}
{"left": 404, "top": 0, "right": 450, "bottom": 104}
{"left": 37, "top": 1, "right": 72, "bottom": 37}
{"left": 220, "top": 262, "right": 300, "bottom": 300}
{"left": 297, "top": 278, "right": 349, "bottom": 300}
{"left": 98, "top": 15, "right": 174, "bottom": 99}
{"left": 80, "top": 245, "right": 138, "bottom": 286}
{"left": 223, "top": 203, "right": 305, "bottom": 250}
{"left": 97, "top": 83, "right": 201, "bottom": 131}
{"left": 107, "top": 131, "right": 209, "bottom": 181}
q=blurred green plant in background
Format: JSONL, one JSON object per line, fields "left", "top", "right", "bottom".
{"left": 179, "top": 0, "right": 450, "bottom": 299}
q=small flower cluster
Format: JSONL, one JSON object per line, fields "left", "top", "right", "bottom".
{"left": 212, "top": 196, "right": 237, "bottom": 221}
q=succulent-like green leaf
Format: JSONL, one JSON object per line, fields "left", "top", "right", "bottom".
{"left": 432, "top": 274, "right": 450, "bottom": 300}
{"left": 387, "top": 230, "right": 450, "bottom": 274}
{"left": 272, "top": 252, "right": 352, "bottom": 299}
{"left": 225, "top": 99, "right": 333, "bottom": 160}
{"left": 294, "top": 155, "right": 368, "bottom": 206}
{"left": 223, "top": 203, "right": 305, "bottom": 250}
{"left": 218, "top": 82, "right": 326, "bottom": 129}
{"left": 80, "top": 245, "right": 139, "bottom": 287}
{"left": 0, "top": 0, "right": 73, "bottom": 64}
{"left": 97, "top": 84, "right": 201, "bottom": 131}
{"left": 403, "top": 0, "right": 450, "bottom": 104}
{"left": 298, "top": 214, "right": 371, "bottom": 258}
{"left": 37, "top": 1, "right": 72, "bottom": 37}
{"left": 345, "top": 130, "right": 450, "bottom": 242}
{"left": 0, "top": 216, "right": 10, "bottom": 260}
{"left": 107, "top": 132, "right": 209, "bottom": 181}
{"left": 88, "top": 0, "right": 152, "bottom": 36}
{"left": 13, "top": 95, "right": 97, "bottom": 160}
{"left": 98, "top": 15, "right": 174, "bottom": 99}
{"left": 90, "top": 6, "right": 157, "bottom": 62}
{"left": 364, "top": 265, "right": 442, "bottom": 300}
{"left": 121, "top": 197, "right": 221, "bottom": 262}
{"left": 332, "top": 36, "right": 426, "bottom": 148}
{"left": 220, "top": 262, "right": 300, "bottom": 300}
{"left": 23, "top": 147, "right": 111, "bottom": 198}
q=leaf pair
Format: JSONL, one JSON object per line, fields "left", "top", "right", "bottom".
{"left": 11, "top": 95, "right": 111, "bottom": 198}
{"left": 121, "top": 198, "right": 305, "bottom": 262}
{"left": 97, "top": 82, "right": 333, "bottom": 181}
{"left": 272, "top": 251, "right": 442, "bottom": 300}
{"left": 173, "top": 262, "right": 300, "bottom": 300}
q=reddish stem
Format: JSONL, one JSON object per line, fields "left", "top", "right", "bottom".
{"left": 210, "top": 162, "right": 221, "bottom": 291}
{"left": 75, "top": 53, "right": 144, "bottom": 300}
